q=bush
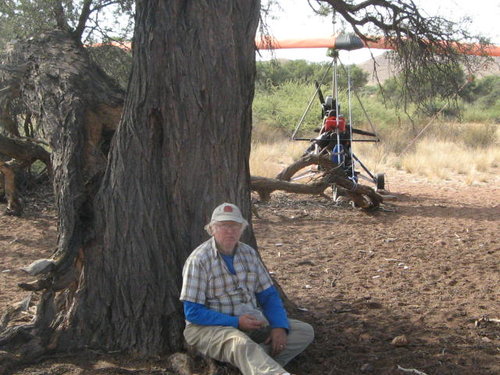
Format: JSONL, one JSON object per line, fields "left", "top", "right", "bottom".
{"left": 256, "top": 60, "right": 368, "bottom": 91}
{"left": 461, "top": 123, "right": 498, "bottom": 148}
{"left": 252, "top": 59, "right": 499, "bottom": 163}
{"left": 253, "top": 81, "right": 323, "bottom": 134}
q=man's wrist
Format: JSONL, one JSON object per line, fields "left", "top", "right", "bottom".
{"left": 271, "top": 325, "right": 289, "bottom": 332}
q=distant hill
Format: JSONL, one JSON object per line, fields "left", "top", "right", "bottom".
{"left": 358, "top": 52, "right": 500, "bottom": 85}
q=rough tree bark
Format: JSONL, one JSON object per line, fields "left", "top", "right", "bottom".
{"left": 65, "top": 0, "right": 260, "bottom": 354}
{"left": 0, "top": 29, "right": 125, "bottom": 359}
{"left": 0, "top": 106, "right": 21, "bottom": 137}
{"left": 0, "top": 0, "right": 261, "bottom": 363}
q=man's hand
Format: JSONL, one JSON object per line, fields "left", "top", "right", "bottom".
{"left": 238, "top": 314, "right": 266, "bottom": 331}
{"left": 264, "top": 327, "right": 287, "bottom": 356}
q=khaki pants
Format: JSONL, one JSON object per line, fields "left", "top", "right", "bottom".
{"left": 184, "top": 319, "right": 314, "bottom": 375}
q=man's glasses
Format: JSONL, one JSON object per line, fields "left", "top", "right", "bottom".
{"left": 215, "top": 222, "right": 243, "bottom": 231}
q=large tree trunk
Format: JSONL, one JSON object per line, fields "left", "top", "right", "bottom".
{"left": 62, "top": 0, "right": 260, "bottom": 355}
{"left": 0, "top": 30, "right": 124, "bottom": 358}
{"left": 0, "top": 0, "right": 260, "bottom": 360}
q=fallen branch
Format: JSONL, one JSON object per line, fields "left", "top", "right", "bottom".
{"left": 251, "top": 175, "right": 329, "bottom": 201}
{"left": 251, "top": 154, "right": 383, "bottom": 209}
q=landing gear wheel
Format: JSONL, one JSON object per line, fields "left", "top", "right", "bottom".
{"left": 375, "top": 173, "right": 385, "bottom": 190}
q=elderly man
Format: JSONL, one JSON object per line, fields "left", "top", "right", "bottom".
{"left": 180, "top": 203, "right": 314, "bottom": 375}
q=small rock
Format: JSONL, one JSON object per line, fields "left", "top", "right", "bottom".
{"left": 360, "top": 363, "right": 374, "bottom": 372}
{"left": 366, "top": 301, "right": 383, "bottom": 309}
{"left": 20, "top": 258, "right": 56, "bottom": 276}
{"left": 391, "top": 334, "right": 409, "bottom": 347}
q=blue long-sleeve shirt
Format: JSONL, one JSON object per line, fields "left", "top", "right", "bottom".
{"left": 183, "top": 253, "right": 289, "bottom": 330}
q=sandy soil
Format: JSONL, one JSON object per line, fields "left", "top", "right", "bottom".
{"left": 1, "top": 169, "right": 499, "bottom": 375}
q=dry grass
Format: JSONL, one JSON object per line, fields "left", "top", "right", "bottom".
{"left": 405, "top": 141, "right": 498, "bottom": 182}
{"left": 250, "top": 123, "right": 499, "bottom": 185}
{"left": 250, "top": 121, "right": 308, "bottom": 177}
{"left": 250, "top": 140, "right": 305, "bottom": 177}
{"left": 358, "top": 139, "right": 500, "bottom": 185}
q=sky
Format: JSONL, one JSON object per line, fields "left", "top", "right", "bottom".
{"left": 257, "top": 0, "right": 500, "bottom": 64}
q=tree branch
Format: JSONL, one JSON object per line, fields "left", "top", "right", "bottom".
{"left": 0, "top": 134, "right": 51, "bottom": 167}
{"left": 74, "top": 0, "right": 94, "bottom": 40}
{"left": 52, "top": 1, "right": 72, "bottom": 34}
{"left": 318, "top": 0, "right": 487, "bottom": 109}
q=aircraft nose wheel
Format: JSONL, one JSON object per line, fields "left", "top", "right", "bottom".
{"left": 376, "top": 173, "right": 385, "bottom": 190}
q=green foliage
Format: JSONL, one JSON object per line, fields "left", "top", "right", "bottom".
{"left": 0, "top": 1, "right": 134, "bottom": 48}
{"left": 0, "top": 0, "right": 61, "bottom": 46}
{"left": 253, "top": 82, "right": 404, "bottom": 141}
{"left": 458, "top": 76, "right": 500, "bottom": 123}
{"left": 256, "top": 60, "right": 325, "bottom": 89}
{"left": 253, "top": 57, "right": 499, "bottom": 155}
{"left": 378, "top": 68, "right": 500, "bottom": 124}
{"left": 253, "top": 59, "right": 371, "bottom": 138}
{"left": 380, "top": 62, "right": 468, "bottom": 113}
{"left": 349, "top": 94, "right": 403, "bottom": 130}
{"left": 253, "top": 81, "right": 323, "bottom": 134}
{"left": 255, "top": 60, "right": 368, "bottom": 92}
{"left": 461, "top": 102, "right": 500, "bottom": 124}
{"left": 465, "top": 75, "right": 500, "bottom": 107}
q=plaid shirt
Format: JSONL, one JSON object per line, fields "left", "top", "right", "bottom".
{"left": 180, "top": 237, "right": 274, "bottom": 316}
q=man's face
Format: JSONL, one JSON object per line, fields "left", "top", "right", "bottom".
{"left": 212, "top": 220, "right": 243, "bottom": 254}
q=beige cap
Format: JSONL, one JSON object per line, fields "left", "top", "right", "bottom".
{"left": 211, "top": 203, "right": 248, "bottom": 225}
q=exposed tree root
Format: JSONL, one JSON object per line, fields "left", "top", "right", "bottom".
{"left": 0, "top": 160, "right": 23, "bottom": 216}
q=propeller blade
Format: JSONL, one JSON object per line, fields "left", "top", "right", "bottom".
{"left": 315, "top": 81, "right": 325, "bottom": 105}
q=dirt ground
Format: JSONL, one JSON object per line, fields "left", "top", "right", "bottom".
{"left": 0, "top": 168, "right": 499, "bottom": 375}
